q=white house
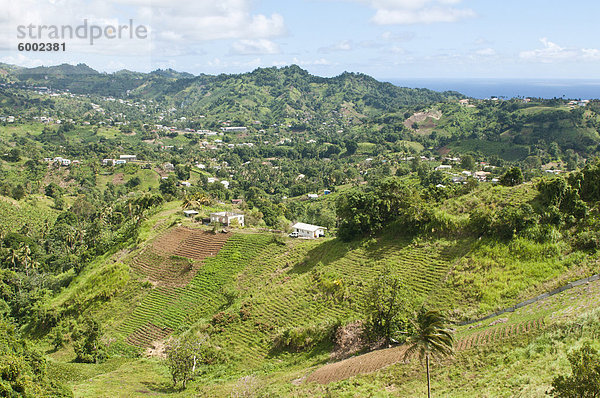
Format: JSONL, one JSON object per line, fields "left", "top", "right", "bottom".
{"left": 120, "top": 154, "right": 137, "bottom": 161}
{"left": 220, "top": 127, "right": 247, "bottom": 133}
{"left": 183, "top": 210, "right": 199, "bottom": 217}
{"left": 435, "top": 165, "right": 452, "bottom": 171}
{"left": 210, "top": 212, "right": 245, "bottom": 227}
{"left": 291, "top": 222, "right": 327, "bottom": 239}
{"left": 474, "top": 171, "right": 491, "bottom": 181}
{"left": 307, "top": 194, "right": 319, "bottom": 200}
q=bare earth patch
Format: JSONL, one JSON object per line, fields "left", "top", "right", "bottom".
{"left": 112, "top": 173, "right": 125, "bottom": 185}
{"left": 330, "top": 321, "right": 366, "bottom": 361}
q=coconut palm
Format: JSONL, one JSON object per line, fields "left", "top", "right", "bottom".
{"left": 403, "top": 309, "right": 454, "bottom": 398}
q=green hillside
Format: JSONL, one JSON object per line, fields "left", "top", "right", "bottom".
{"left": 1, "top": 61, "right": 600, "bottom": 397}
{"left": 32, "top": 173, "right": 599, "bottom": 395}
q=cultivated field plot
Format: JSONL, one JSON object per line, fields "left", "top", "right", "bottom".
{"left": 130, "top": 226, "right": 231, "bottom": 288}
{"left": 120, "top": 229, "right": 272, "bottom": 347}
{"left": 204, "top": 236, "right": 468, "bottom": 368}
{"left": 305, "top": 273, "right": 600, "bottom": 385}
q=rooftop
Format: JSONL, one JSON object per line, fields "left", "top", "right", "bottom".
{"left": 292, "top": 222, "right": 327, "bottom": 232}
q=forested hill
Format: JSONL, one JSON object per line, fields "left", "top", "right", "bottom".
{"left": 130, "top": 65, "right": 463, "bottom": 120}
{"left": 0, "top": 63, "right": 462, "bottom": 119}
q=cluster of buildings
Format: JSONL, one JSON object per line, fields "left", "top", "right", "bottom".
{"left": 182, "top": 209, "right": 328, "bottom": 240}
{"left": 43, "top": 156, "right": 79, "bottom": 166}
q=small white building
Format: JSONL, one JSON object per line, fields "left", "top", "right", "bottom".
{"left": 220, "top": 127, "right": 247, "bottom": 133}
{"left": 291, "top": 223, "right": 327, "bottom": 239}
{"left": 120, "top": 155, "right": 137, "bottom": 161}
{"left": 307, "top": 194, "right": 319, "bottom": 200}
{"left": 183, "top": 210, "right": 199, "bottom": 217}
{"left": 180, "top": 181, "right": 192, "bottom": 187}
{"left": 210, "top": 212, "right": 245, "bottom": 227}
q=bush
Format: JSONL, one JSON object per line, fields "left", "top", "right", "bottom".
{"left": 362, "top": 270, "right": 414, "bottom": 345}
{"left": 500, "top": 167, "right": 523, "bottom": 186}
{"left": 550, "top": 341, "right": 600, "bottom": 397}
{"left": 272, "top": 320, "right": 341, "bottom": 352}
{"left": 72, "top": 318, "right": 107, "bottom": 363}
{"left": 574, "top": 231, "right": 600, "bottom": 252}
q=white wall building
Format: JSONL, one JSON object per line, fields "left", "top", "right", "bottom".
{"left": 292, "top": 223, "right": 327, "bottom": 239}
{"left": 120, "top": 155, "right": 137, "bottom": 161}
{"left": 210, "top": 212, "right": 245, "bottom": 227}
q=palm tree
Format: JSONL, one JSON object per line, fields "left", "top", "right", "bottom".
{"left": 403, "top": 309, "right": 454, "bottom": 398}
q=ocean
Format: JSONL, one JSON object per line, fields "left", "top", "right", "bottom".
{"left": 387, "top": 79, "right": 600, "bottom": 100}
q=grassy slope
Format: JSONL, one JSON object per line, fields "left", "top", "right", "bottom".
{"left": 39, "top": 182, "right": 600, "bottom": 396}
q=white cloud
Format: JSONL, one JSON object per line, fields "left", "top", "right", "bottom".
{"left": 348, "top": 0, "right": 475, "bottom": 25}
{"left": 318, "top": 40, "right": 353, "bottom": 53}
{"left": 520, "top": 38, "right": 600, "bottom": 63}
{"left": 230, "top": 39, "right": 280, "bottom": 55}
{"left": 582, "top": 48, "right": 600, "bottom": 60}
{"left": 0, "top": 0, "right": 286, "bottom": 59}
{"left": 273, "top": 57, "right": 333, "bottom": 67}
{"left": 0, "top": 53, "right": 47, "bottom": 68}
{"left": 475, "top": 48, "right": 496, "bottom": 57}
{"left": 381, "top": 31, "right": 415, "bottom": 41}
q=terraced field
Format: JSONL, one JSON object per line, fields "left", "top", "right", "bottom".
{"left": 305, "top": 270, "right": 600, "bottom": 385}
{"left": 129, "top": 226, "right": 231, "bottom": 288}
{"left": 119, "top": 228, "right": 272, "bottom": 348}
{"left": 202, "top": 235, "right": 468, "bottom": 368}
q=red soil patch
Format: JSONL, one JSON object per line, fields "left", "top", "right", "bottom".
{"left": 306, "top": 345, "right": 408, "bottom": 384}
{"left": 130, "top": 227, "right": 231, "bottom": 288}
{"left": 112, "top": 173, "right": 125, "bottom": 185}
{"left": 306, "top": 317, "right": 545, "bottom": 384}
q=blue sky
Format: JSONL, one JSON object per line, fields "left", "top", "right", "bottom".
{"left": 2, "top": 0, "right": 600, "bottom": 80}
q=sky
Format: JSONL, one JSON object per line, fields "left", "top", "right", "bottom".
{"left": 1, "top": 0, "right": 600, "bottom": 80}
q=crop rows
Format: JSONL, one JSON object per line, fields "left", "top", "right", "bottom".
{"left": 149, "top": 234, "right": 272, "bottom": 330}
{"left": 149, "top": 226, "right": 194, "bottom": 255}
{"left": 126, "top": 322, "right": 173, "bottom": 347}
{"left": 306, "top": 317, "right": 547, "bottom": 384}
{"left": 120, "top": 232, "right": 273, "bottom": 347}
{"left": 129, "top": 250, "right": 199, "bottom": 287}
{"left": 208, "top": 238, "right": 461, "bottom": 364}
{"left": 173, "top": 231, "right": 231, "bottom": 260}
{"left": 455, "top": 318, "right": 545, "bottom": 351}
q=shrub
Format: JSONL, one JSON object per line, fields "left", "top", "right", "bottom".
{"left": 549, "top": 341, "right": 600, "bottom": 397}
{"left": 272, "top": 320, "right": 341, "bottom": 352}
{"left": 500, "top": 167, "right": 523, "bottom": 186}
{"left": 574, "top": 231, "right": 600, "bottom": 252}
{"left": 72, "top": 318, "right": 107, "bottom": 363}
